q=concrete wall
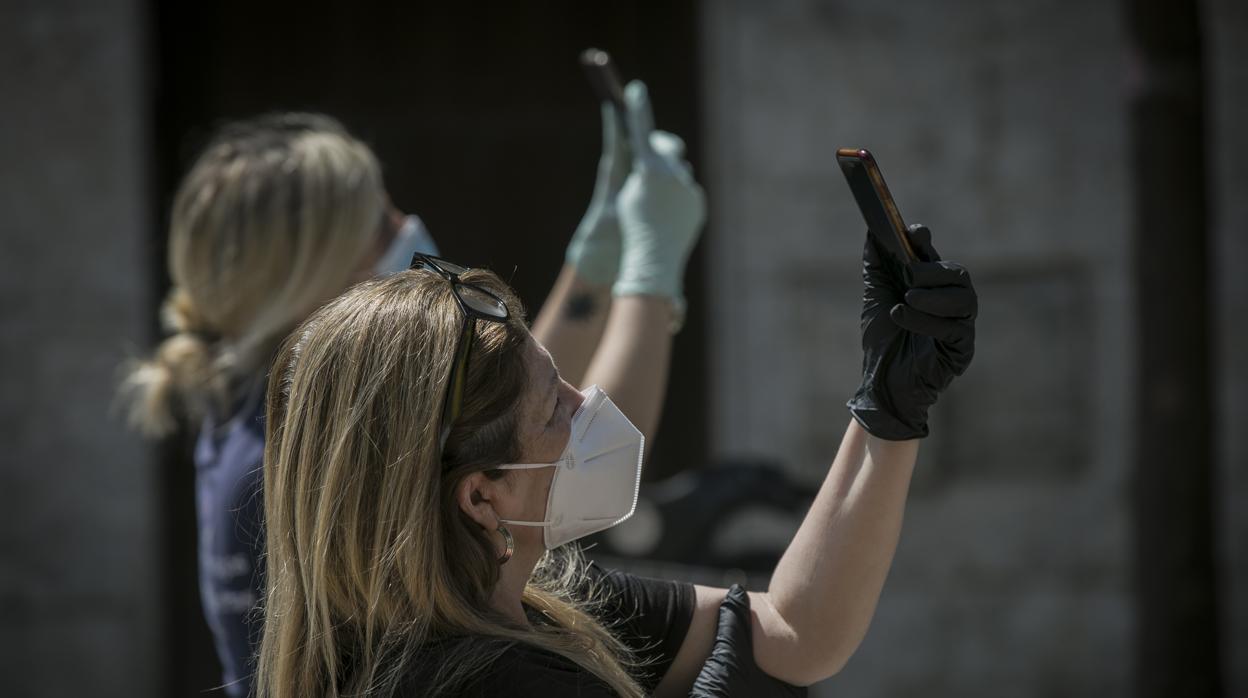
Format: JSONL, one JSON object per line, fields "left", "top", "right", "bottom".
{"left": 1209, "top": 0, "right": 1248, "bottom": 692}
{"left": 701, "top": 0, "right": 1243, "bottom": 694}
{"left": 0, "top": 1, "right": 159, "bottom": 696}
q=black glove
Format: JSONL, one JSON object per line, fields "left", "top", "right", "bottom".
{"left": 689, "top": 586, "right": 806, "bottom": 697}
{"left": 847, "top": 224, "right": 977, "bottom": 440}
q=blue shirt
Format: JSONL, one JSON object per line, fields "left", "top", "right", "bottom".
{"left": 194, "top": 377, "right": 267, "bottom": 698}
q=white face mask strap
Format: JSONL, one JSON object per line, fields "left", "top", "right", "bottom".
{"left": 497, "top": 516, "right": 552, "bottom": 527}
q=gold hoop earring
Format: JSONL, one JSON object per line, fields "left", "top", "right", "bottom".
{"left": 496, "top": 524, "right": 514, "bottom": 565}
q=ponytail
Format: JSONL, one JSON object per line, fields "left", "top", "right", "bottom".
{"left": 118, "top": 112, "right": 385, "bottom": 437}
{"left": 120, "top": 289, "right": 227, "bottom": 436}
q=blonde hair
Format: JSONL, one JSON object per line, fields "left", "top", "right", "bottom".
{"left": 121, "top": 113, "right": 386, "bottom": 435}
{"left": 257, "top": 269, "right": 644, "bottom": 698}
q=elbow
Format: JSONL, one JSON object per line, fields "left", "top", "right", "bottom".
{"left": 815, "top": 645, "right": 857, "bottom": 683}
{"left": 754, "top": 597, "right": 866, "bottom": 686}
{"left": 770, "top": 640, "right": 857, "bottom": 687}
{"left": 798, "top": 621, "right": 872, "bottom": 684}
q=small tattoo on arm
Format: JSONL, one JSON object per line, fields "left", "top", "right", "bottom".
{"left": 565, "top": 293, "right": 599, "bottom": 322}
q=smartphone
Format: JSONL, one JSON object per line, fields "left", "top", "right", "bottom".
{"left": 579, "top": 48, "right": 629, "bottom": 123}
{"left": 836, "top": 148, "right": 919, "bottom": 264}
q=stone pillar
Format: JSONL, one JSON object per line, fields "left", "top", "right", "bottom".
{"left": 0, "top": 1, "right": 159, "bottom": 696}
{"left": 1208, "top": 0, "right": 1248, "bottom": 694}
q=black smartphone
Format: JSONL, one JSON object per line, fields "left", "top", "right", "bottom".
{"left": 579, "top": 48, "right": 629, "bottom": 124}
{"left": 836, "top": 148, "right": 919, "bottom": 264}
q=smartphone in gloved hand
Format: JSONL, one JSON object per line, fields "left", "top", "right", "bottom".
{"left": 580, "top": 48, "right": 629, "bottom": 127}
{"left": 836, "top": 148, "right": 919, "bottom": 264}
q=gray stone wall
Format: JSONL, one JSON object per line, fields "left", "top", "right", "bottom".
{"left": 0, "top": 1, "right": 159, "bottom": 696}
{"left": 1210, "top": 0, "right": 1248, "bottom": 692}
{"left": 701, "top": 0, "right": 1243, "bottom": 694}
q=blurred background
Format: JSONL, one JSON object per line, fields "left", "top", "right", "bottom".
{"left": 1, "top": 0, "right": 1243, "bottom": 696}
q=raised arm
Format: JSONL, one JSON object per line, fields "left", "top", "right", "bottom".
{"left": 549, "top": 79, "right": 708, "bottom": 444}
{"left": 531, "top": 101, "right": 627, "bottom": 386}
{"left": 566, "top": 81, "right": 705, "bottom": 449}
{"left": 659, "top": 225, "right": 978, "bottom": 694}
{"left": 749, "top": 420, "right": 918, "bottom": 683}
{"left": 531, "top": 267, "right": 612, "bottom": 389}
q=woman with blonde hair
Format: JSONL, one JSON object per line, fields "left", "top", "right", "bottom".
{"left": 257, "top": 94, "right": 979, "bottom": 695}
{"left": 121, "top": 111, "right": 442, "bottom": 696}
{"left": 123, "top": 81, "right": 701, "bottom": 696}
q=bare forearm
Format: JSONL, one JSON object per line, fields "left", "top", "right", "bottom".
{"left": 756, "top": 419, "right": 918, "bottom": 684}
{"left": 531, "top": 265, "right": 611, "bottom": 389}
{"left": 580, "top": 294, "right": 674, "bottom": 452}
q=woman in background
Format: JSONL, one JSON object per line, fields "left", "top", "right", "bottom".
{"left": 121, "top": 82, "right": 702, "bottom": 696}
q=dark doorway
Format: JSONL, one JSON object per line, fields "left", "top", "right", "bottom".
{"left": 149, "top": 2, "right": 705, "bottom": 692}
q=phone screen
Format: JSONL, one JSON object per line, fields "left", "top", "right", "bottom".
{"left": 836, "top": 148, "right": 918, "bottom": 264}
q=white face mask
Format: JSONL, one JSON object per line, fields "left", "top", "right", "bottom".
{"left": 497, "top": 386, "right": 644, "bottom": 549}
{"left": 375, "top": 214, "right": 439, "bottom": 276}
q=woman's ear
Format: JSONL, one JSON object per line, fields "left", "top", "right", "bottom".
{"left": 455, "top": 471, "right": 501, "bottom": 530}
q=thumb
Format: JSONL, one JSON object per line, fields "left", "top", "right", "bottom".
{"left": 649, "top": 130, "right": 686, "bottom": 161}
{"left": 649, "top": 130, "right": 694, "bottom": 183}
{"left": 713, "top": 585, "right": 753, "bottom": 651}
{"left": 907, "top": 223, "right": 942, "bottom": 263}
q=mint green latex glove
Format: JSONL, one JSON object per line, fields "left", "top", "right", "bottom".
{"left": 565, "top": 103, "right": 630, "bottom": 286}
{"left": 613, "top": 81, "right": 707, "bottom": 304}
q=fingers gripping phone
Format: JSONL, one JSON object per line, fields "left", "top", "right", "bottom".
{"left": 580, "top": 48, "right": 629, "bottom": 126}
{"left": 836, "top": 148, "right": 919, "bottom": 264}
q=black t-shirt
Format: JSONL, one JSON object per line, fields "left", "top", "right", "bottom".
{"left": 396, "top": 562, "right": 696, "bottom": 697}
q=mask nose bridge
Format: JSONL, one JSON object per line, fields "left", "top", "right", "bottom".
{"left": 573, "top": 405, "right": 602, "bottom": 443}
{"left": 570, "top": 387, "right": 607, "bottom": 442}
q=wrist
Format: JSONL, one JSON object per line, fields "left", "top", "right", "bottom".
{"left": 612, "top": 238, "right": 689, "bottom": 303}
{"left": 607, "top": 288, "right": 686, "bottom": 334}
{"left": 566, "top": 248, "right": 617, "bottom": 287}
{"left": 566, "top": 220, "right": 621, "bottom": 287}
{"left": 846, "top": 388, "right": 930, "bottom": 441}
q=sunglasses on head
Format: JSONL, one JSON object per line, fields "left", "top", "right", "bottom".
{"left": 408, "top": 254, "right": 510, "bottom": 459}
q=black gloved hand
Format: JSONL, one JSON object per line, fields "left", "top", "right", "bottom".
{"left": 689, "top": 586, "right": 806, "bottom": 697}
{"left": 847, "top": 224, "right": 977, "bottom": 440}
